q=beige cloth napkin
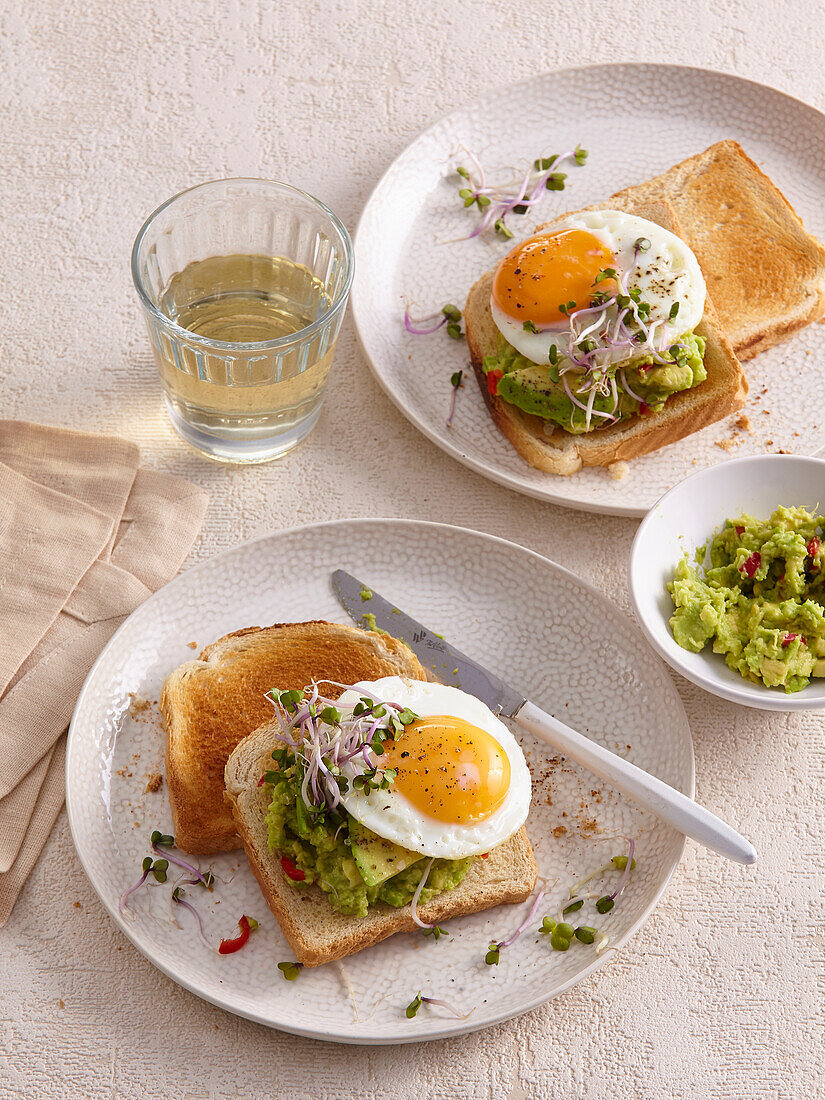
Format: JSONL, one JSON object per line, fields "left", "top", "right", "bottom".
{"left": 0, "top": 422, "right": 208, "bottom": 925}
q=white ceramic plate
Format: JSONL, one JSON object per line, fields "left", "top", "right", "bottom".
{"left": 630, "top": 453, "right": 825, "bottom": 711}
{"left": 67, "top": 519, "right": 693, "bottom": 1044}
{"left": 353, "top": 64, "right": 825, "bottom": 516}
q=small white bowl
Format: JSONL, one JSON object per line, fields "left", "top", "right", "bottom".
{"left": 629, "top": 454, "right": 825, "bottom": 711}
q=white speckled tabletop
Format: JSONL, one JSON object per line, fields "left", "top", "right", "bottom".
{"left": 1, "top": 2, "right": 823, "bottom": 1096}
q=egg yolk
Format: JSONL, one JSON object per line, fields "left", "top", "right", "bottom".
{"left": 491, "top": 228, "right": 615, "bottom": 327}
{"left": 379, "top": 715, "right": 511, "bottom": 825}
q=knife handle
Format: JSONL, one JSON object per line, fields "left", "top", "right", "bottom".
{"left": 513, "top": 700, "right": 757, "bottom": 865}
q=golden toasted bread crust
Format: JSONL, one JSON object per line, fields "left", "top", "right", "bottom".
{"left": 161, "top": 621, "right": 426, "bottom": 854}
{"left": 610, "top": 140, "right": 825, "bottom": 359}
{"left": 464, "top": 196, "right": 747, "bottom": 474}
{"left": 224, "top": 722, "right": 538, "bottom": 966}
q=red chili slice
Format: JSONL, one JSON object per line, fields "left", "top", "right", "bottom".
{"left": 808, "top": 537, "right": 821, "bottom": 570}
{"left": 740, "top": 551, "right": 761, "bottom": 578}
{"left": 281, "top": 856, "right": 305, "bottom": 881}
{"left": 735, "top": 526, "right": 745, "bottom": 537}
{"left": 782, "top": 633, "right": 799, "bottom": 647}
{"left": 487, "top": 369, "right": 503, "bottom": 396}
{"left": 639, "top": 401, "right": 651, "bottom": 416}
{"left": 219, "top": 914, "right": 252, "bottom": 955}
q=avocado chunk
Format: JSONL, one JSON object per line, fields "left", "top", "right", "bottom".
{"left": 487, "top": 331, "right": 706, "bottom": 434}
{"left": 497, "top": 364, "right": 577, "bottom": 421}
{"left": 349, "top": 818, "right": 423, "bottom": 887}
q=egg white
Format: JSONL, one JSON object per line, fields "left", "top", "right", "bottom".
{"left": 337, "top": 677, "right": 532, "bottom": 859}
{"left": 491, "top": 209, "right": 706, "bottom": 366}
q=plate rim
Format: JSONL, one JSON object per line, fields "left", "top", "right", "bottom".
{"left": 352, "top": 61, "right": 825, "bottom": 519}
{"left": 66, "top": 516, "right": 694, "bottom": 1044}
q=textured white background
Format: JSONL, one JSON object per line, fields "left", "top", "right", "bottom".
{"left": 0, "top": 1, "right": 822, "bottom": 1097}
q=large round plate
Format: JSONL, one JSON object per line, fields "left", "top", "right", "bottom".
{"left": 353, "top": 64, "right": 825, "bottom": 516}
{"left": 67, "top": 520, "right": 693, "bottom": 1043}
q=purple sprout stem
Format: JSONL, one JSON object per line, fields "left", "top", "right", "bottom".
{"left": 561, "top": 373, "right": 614, "bottom": 423}
{"left": 568, "top": 297, "right": 613, "bottom": 328}
{"left": 464, "top": 206, "right": 498, "bottom": 239}
{"left": 497, "top": 889, "right": 547, "bottom": 949}
{"left": 404, "top": 310, "right": 448, "bottom": 336}
{"left": 152, "top": 844, "right": 211, "bottom": 886}
{"left": 619, "top": 368, "right": 644, "bottom": 404}
{"left": 509, "top": 164, "right": 537, "bottom": 207}
{"left": 608, "top": 838, "right": 636, "bottom": 902}
{"left": 409, "top": 858, "right": 436, "bottom": 929}
{"left": 562, "top": 373, "right": 590, "bottom": 413}
{"left": 463, "top": 147, "right": 486, "bottom": 190}
{"left": 118, "top": 867, "right": 150, "bottom": 914}
{"left": 172, "top": 893, "right": 216, "bottom": 953}
{"left": 422, "top": 997, "right": 474, "bottom": 1019}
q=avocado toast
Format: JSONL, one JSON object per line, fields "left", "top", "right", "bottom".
{"left": 465, "top": 195, "right": 746, "bottom": 475}
{"left": 224, "top": 722, "right": 537, "bottom": 967}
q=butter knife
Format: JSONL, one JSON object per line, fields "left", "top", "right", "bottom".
{"left": 331, "top": 569, "right": 757, "bottom": 865}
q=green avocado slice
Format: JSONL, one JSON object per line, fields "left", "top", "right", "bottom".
{"left": 486, "top": 331, "right": 706, "bottom": 434}
{"left": 348, "top": 818, "right": 423, "bottom": 888}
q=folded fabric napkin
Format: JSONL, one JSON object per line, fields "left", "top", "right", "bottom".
{"left": 0, "top": 421, "right": 208, "bottom": 925}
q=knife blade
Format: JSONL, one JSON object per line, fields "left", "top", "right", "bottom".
{"left": 330, "top": 569, "right": 757, "bottom": 865}
{"left": 331, "top": 569, "right": 525, "bottom": 717}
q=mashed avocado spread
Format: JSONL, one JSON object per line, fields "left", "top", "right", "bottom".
{"left": 265, "top": 753, "right": 473, "bottom": 917}
{"left": 668, "top": 506, "right": 825, "bottom": 693}
{"left": 483, "top": 332, "right": 706, "bottom": 435}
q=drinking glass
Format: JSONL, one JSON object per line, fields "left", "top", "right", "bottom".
{"left": 131, "top": 178, "right": 354, "bottom": 463}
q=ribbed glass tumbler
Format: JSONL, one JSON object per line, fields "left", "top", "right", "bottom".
{"left": 131, "top": 179, "right": 354, "bottom": 463}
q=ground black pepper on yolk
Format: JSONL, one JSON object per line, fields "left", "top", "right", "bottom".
{"left": 491, "top": 229, "right": 615, "bottom": 325}
{"left": 379, "top": 715, "right": 511, "bottom": 824}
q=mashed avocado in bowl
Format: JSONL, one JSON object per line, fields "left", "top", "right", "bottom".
{"left": 668, "top": 506, "right": 825, "bottom": 693}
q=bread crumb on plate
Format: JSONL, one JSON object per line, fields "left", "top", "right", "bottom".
{"left": 144, "top": 773, "right": 163, "bottom": 793}
{"left": 608, "top": 460, "right": 629, "bottom": 481}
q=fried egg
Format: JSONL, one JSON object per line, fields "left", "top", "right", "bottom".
{"left": 490, "top": 209, "right": 706, "bottom": 365}
{"left": 337, "top": 677, "right": 531, "bottom": 859}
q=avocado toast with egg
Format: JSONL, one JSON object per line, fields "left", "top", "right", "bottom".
{"left": 224, "top": 677, "right": 537, "bottom": 967}
{"left": 465, "top": 196, "right": 746, "bottom": 475}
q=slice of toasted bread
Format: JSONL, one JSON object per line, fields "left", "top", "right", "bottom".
{"left": 161, "top": 622, "right": 426, "bottom": 854}
{"left": 609, "top": 140, "right": 825, "bottom": 360}
{"left": 465, "top": 196, "right": 747, "bottom": 475}
{"left": 224, "top": 723, "right": 538, "bottom": 967}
